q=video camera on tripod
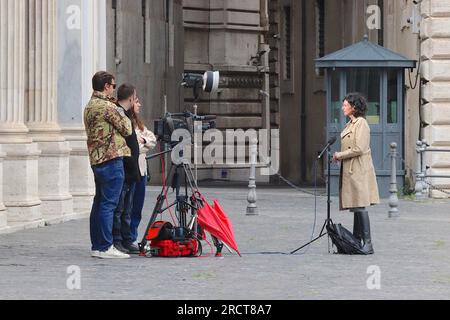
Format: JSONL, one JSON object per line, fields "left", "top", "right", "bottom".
{"left": 153, "top": 71, "right": 221, "bottom": 145}
{"left": 139, "top": 70, "right": 226, "bottom": 258}
{"left": 153, "top": 112, "right": 216, "bottom": 145}
{"left": 140, "top": 146, "right": 225, "bottom": 258}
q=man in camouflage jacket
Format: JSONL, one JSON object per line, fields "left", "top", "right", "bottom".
{"left": 84, "top": 91, "right": 132, "bottom": 166}
{"left": 84, "top": 71, "right": 133, "bottom": 259}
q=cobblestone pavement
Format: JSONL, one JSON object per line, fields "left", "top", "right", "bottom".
{"left": 1, "top": 185, "right": 450, "bottom": 300}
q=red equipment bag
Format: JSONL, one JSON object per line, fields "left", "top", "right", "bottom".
{"left": 144, "top": 221, "right": 199, "bottom": 257}
{"left": 150, "top": 239, "right": 199, "bottom": 257}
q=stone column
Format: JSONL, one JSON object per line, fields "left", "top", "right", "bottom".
{"left": 57, "top": 0, "right": 108, "bottom": 213}
{"left": 26, "top": 0, "right": 73, "bottom": 223}
{"left": 0, "top": 0, "right": 44, "bottom": 229}
{"left": 0, "top": 146, "right": 8, "bottom": 233}
{"left": 61, "top": 127, "right": 94, "bottom": 214}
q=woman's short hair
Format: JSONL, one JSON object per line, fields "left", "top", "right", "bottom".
{"left": 343, "top": 93, "right": 368, "bottom": 118}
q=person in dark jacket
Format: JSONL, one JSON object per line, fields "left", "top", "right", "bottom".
{"left": 112, "top": 84, "right": 142, "bottom": 254}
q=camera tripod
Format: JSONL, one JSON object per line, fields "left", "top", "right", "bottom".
{"left": 139, "top": 148, "right": 223, "bottom": 256}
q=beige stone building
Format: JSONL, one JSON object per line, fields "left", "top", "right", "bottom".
{"left": 181, "top": 0, "right": 422, "bottom": 195}
{"left": 1, "top": 0, "right": 450, "bottom": 234}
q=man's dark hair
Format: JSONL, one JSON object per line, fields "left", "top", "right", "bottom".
{"left": 92, "top": 71, "right": 115, "bottom": 92}
{"left": 343, "top": 92, "right": 368, "bottom": 118}
{"left": 117, "top": 83, "right": 136, "bottom": 101}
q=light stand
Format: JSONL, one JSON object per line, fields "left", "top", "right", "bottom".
{"left": 181, "top": 70, "right": 220, "bottom": 185}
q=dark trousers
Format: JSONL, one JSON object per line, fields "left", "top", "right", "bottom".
{"left": 90, "top": 158, "right": 125, "bottom": 251}
{"left": 113, "top": 181, "right": 136, "bottom": 245}
{"left": 130, "top": 175, "right": 147, "bottom": 243}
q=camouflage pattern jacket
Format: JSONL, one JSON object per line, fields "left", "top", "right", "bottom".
{"left": 84, "top": 91, "right": 132, "bottom": 166}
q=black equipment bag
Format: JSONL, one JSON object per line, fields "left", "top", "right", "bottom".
{"left": 326, "top": 223, "right": 367, "bottom": 255}
{"left": 146, "top": 221, "right": 175, "bottom": 241}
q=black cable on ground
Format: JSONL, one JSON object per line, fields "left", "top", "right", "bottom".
{"left": 239, "top": 160, "right": 321, "bottom": 256}
{"left": 289, "top": 159, "right": 319, "bottom": 255}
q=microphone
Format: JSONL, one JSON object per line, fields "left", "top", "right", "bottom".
{"left": 167, "top": 112, "right": 217, "bottom": 121}
{"left": 317, "top": 136, "right": 337, "bottom": 160}
{"left": 195, "top": 115, "right": 217, "bottom": 121}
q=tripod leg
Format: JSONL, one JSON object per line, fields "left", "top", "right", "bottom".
{"left": 138, "top": 192, "right": 166, "bottom": 255}
{"left": 292, "top": 148, "right": 334, "bottom": 255}
{"left": 290, "top": 219, "right": 329, "bottom": 254}
{"left": 212, "top": 236, "right": 224, "bottom": 257}
{"left": 139, "top": 165, "right": 175, "bottom": 255}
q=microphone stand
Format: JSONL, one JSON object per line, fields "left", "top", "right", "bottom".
{"left": 291, "top": 143, "right": 334, "bottom": 254}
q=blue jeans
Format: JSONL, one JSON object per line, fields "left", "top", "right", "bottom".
{"left": 113, "top": 181, "right": 136, "bottom": 245}
{"left": 130, "top": 175, "right": 147, "bottom": 243}
{"left": 90, "top": 158, "right": 125, "bottom": 252}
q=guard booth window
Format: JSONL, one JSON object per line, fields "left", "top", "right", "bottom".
{"left": 346, "top": 68, "right": 381, "bottom": 125}
{"left": 387, "top": 70, "right": 398, "bottom": 124}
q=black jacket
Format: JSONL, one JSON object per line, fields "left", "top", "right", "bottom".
{"left": 118, "top": 104, "right": 141, "bottom": 184}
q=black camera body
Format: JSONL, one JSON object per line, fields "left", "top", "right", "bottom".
{"left": 154, "top": 71, "right": 219, "bottom": 145}
{"left": 154, "top": 116, "right": 189, "bottom": 144}
{"left": 154, "top": 112, "right": 216, "bottom": 144}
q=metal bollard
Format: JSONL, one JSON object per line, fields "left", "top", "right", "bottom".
{"left": 388, "top": 142, "right": 399, "bottom": 218}
{"left": 421, "top": 139, "right": 429, "bottom": 196}
{"left": 246, "top": 138, "right": 259, "bottom": 215}
{"left": 415, "top": 140, "right": 426, "bottom": 200}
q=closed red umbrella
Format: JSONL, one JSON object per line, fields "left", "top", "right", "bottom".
{"left": 196, "top": 195, "right": 241, "bottom": 256}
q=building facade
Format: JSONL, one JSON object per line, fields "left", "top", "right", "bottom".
{"left": 1, "top": 0, "right": 450, "bottom": 233}
{"left": 182, "top": 0, "right": 272, "bottom": 181}
{"left": 0, "top": 0, "right": 183, "bottom": 233}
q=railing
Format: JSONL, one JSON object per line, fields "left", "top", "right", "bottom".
{"left": 387, "top": 140, "right": 450, "bottom": 217}
{"left": 414, "top": 140, "right": 450, "bottom": 199}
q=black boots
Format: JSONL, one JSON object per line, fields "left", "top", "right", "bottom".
{"left": 353, "top": 212, "right": 361, "bottom": 240}
{"left": 353, "top": 209, "right": 374, "bottom": 255}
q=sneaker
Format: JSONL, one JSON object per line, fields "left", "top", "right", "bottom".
{"left": 123, "top": 242, "right": 140, "bottom": 254}
{"left": 114, "top": 242, "right": 130, "bottom": 254}
{"left": 97, "top": 246, "right": 130, "bottom": 259}
{"left": 91, "top": 250, "right": 100, "bottom": 258}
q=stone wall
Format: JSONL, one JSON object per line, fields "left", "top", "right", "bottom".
{"left": 381, "top": 0, "right": 421, "bottom": 193}
{"left": 1, "top": 0, "right": 44, "bottom": 232}
{"left": 421, "top": 0, "right": 450, "bottom": 197}
{"left": 271, "top": 0, "right": 423, "bottom": 190}
{"left": 183, "top": 0, "right": 271, "bottom": 182}
{"left": 0, "top": 146, "right": 7, "bottom": 232}
{"left": 105, "top": 0, "right": 184, "bottom": 184}
{"left": 0, "top": 0, "right": 109, "bottom": 233}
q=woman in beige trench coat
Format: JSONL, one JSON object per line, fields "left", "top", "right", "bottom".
{"left": 332, "top": 93, "right": 380, "bottom": 254}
